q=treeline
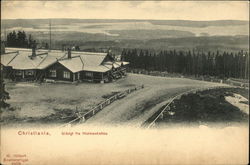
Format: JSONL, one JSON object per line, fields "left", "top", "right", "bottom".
{"left": 6, "top": 31, "right": 49, "bottom": 49}
{"left": 121, "top": 49, "right": 249, "bottom": 79}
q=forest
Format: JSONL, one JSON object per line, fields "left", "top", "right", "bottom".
{"left": 6, "top": 30, "right": 48, "bottom": 49}
{"left": 121, "top": 49, "right": 249, "bottom": 79}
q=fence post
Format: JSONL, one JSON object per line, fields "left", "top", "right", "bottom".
{"left": 93, "top": 109, "right": 95, "bottom": 115}
{"left": 160, "top": 113, "right": 164, "bottom": 119}
{"left": 166, "top": 106, "right": 170, "bottom": 111}
{"left": 81, "top": 116, "right": 86, "bottom": 123}
{"left": 100, "top": 104, "right": 103, "bottom": 110}
{"left": 152, "top": 122, "right": 155, "bottom": 127}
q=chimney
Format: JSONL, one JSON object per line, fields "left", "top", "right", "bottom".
{"left": 32, "top": 46, "right": 36, "bottom": 57}
{"left": 32, "top": 41, "right": 37, "bottom": 57}
{"left": 67, "top": 48, "right": 71, "bottom": 59}
{"left": 1, "top": 41, "right": 5, "bottom": 55}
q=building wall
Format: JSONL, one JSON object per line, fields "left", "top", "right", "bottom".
{"left": 1, "top": 41, "right": 6, "bottom": 55}
{"left": 45, "top": 62, "right": 74, "bottom": 82}
{"left": 1, "top": 65, "right": 12, "bottom": 78}
{"left": 13, "top": 69, "right": 37, "bottom": 81}
{"left": 80, "top": 71, "right": 108, "bottom": 82}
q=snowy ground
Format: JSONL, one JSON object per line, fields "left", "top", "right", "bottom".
{"left": 225, "top": 93, "right": 249, "bottom": 115}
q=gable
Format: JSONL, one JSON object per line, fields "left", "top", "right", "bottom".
{"left": 58, "top": 57, "right": 84, "bottom": 73}
{"left": 46, "top": 61, "right": 73, "bottom": 73}
{"left": 101, "top": 53, "right": 115, "bottom": 64}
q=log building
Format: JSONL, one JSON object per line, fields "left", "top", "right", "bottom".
{"left": 0, "top": 45, "right": 128, "bottom": 83}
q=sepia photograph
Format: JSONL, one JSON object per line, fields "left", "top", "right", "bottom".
{"left": 0, "top": 1, "right": 249, "bottom": 165}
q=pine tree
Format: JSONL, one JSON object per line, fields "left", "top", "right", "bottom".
{"left": 0, "top": 79, "right": 10, "bottom": 108}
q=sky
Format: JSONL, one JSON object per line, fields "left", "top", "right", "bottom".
{"left": 1, "top": 1, "right": 249, "bottom": 20}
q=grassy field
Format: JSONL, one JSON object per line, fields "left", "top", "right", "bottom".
{"left": 1, "top": 76, "right": 137, "bottom": 126}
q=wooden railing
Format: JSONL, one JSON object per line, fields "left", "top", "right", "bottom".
{"left": 59, "top": 84, "right": 144, "bottom": 128}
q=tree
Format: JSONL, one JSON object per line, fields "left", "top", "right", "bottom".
{"left": 45, "top": 43, "right": 49, "bottom": 49}
{"left": 0, "top": 79, "right": 10, "bottom": 108}
{"left": 75, "top": 45, "right": 80, "bottom": 51}
{"left": 6, "top": 31, "right": 17, "bottom": 47}
{"left": 122, "top": 48, "right": 248, "bottom": 79}
{"left": 17, "top": 31, "right": 28, "bottom": 47}
{"left": 6, "top": 31, "right": 31, "bottom": 48}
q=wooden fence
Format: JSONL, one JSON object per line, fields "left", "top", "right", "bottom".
{"left": 59, "top": 85, "right": 144, "bottom": 128}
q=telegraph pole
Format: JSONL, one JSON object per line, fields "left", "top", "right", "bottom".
{"left": 49, "top": 20, "right": 51, "bottom": 51}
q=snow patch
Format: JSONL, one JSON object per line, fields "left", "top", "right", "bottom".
{"left": 225, "top": 93, "right": 249, "bottom": 115}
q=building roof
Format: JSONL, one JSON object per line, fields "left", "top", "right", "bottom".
{"left": 58, "top": 56, "right": 84, "bottom": 73}
{"left": 58, "top": 53, "right": 110, "bottom": 73}
{"left": 1, "top": 48, "right": 128, "bottom": 72}
{"left": 103, "top": 61, "right": 129, "bottom": 69}
{"left": 83, "top": 65, "right": 110, "bottom": 73}
{"left": 36, "top": 52, "right": 66, "bottom": 69}
{"left": 6, "top": 51, "right": 47, "bottom": 70}
{"left": 73, "top": 52, "right": 107, "bottom": 67}
{"left": 0, "top": 52, "right": 19, "bottom": 66}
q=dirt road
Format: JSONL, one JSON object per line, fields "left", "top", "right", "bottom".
{"left": 86, "top": 74, "right": 227, "bottom": 127}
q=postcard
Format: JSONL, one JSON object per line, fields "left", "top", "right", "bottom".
{"left": 1, "top": 1, "right": 249, "bottom": 165}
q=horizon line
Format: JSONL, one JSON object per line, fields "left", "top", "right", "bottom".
{"left": 1, "top": 18, "right": 249, "bottom": 22}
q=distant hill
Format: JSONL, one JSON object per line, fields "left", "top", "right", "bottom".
{"left": 1, "top": 19, "right": 249, "bottom": 52}
{"left": 1, "top": 19, "right": 248, "bottom": 28}
{"left": 107, "top": 30, "right": 195, "bottom": 39}
{"left": 47, "top": 35, "right": 248, "bottom": 53}
{"left": 148, "top": 20, "right": 248, "bottom": 27}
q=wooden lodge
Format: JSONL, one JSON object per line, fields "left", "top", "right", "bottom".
{"left": 0, "top": 45, "right": 129, "bottom": 83}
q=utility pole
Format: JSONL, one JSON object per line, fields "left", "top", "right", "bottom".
{"left": 49, "top": 20, "right": 51, "bottom": 51}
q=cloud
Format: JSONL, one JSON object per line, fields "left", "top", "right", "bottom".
{"left": 1, "top": 1, "right": 249, "bottom": 20}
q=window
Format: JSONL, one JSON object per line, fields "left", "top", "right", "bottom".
{"left": 16, "top": 70, "right": 22, "bottom": 76}
{"left": 49, "top": 70, "right": 56, "bottom": 77}
{"left": 77, "top": 73, "right": 80, "bottom": 80}
{"left": 63, "top": 71, "right": 70, "bottom": 79}
{"left": 25, "top": 70, "right": 34, "bottom": 76}
{"left": 85, "top": 72, "right": 93, "bottom": 77}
